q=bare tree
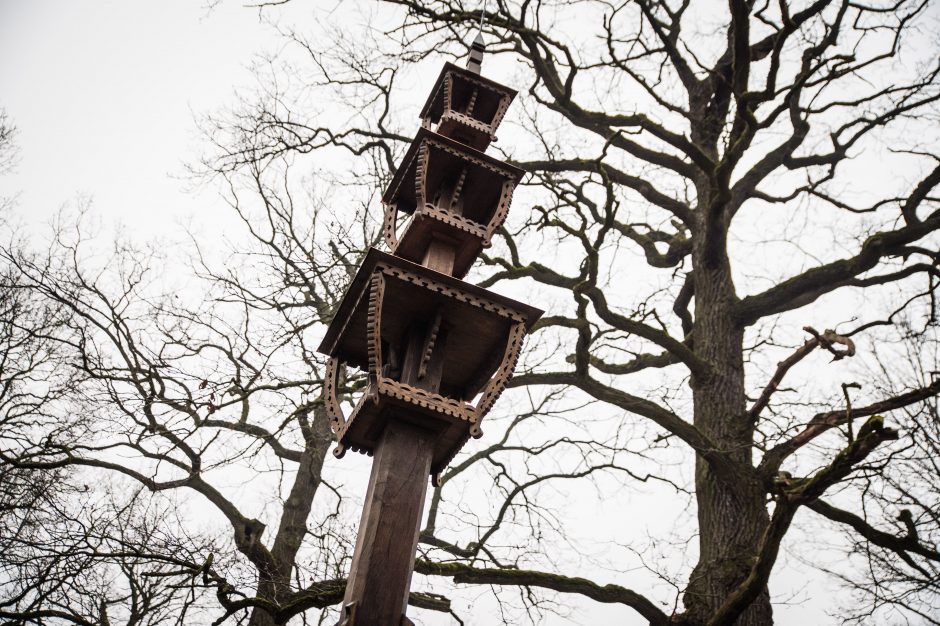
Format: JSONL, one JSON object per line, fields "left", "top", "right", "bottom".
{"left": 3, "top": 1, "right": 940, "bottom": 625}
{"left": 0, "top": 164, "right": 455, "bottom": 624}
{"left": 0, "top": 180, "right": 354, "bottom": 625}
{"left": 369, "top": 1, "right": 940, "bottom": 624}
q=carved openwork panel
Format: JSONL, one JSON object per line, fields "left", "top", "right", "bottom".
{"left": 416, "top": 205, "right": 487, "bottom": 239}
{"left": 388, "top": 131, "right": 521, "bottom": 275}
{"left": 330, "top": 374, "right": 478, "bottom": 467}
{"left": 365, "top": 273, "right": 385, "bottom": 384}
{"left": 472, "top": 321, "right": 527, "bottom": 433}
{"left": 324, "top": 356, "right": 345, "bottom": 437}
{"left": 377, "top": 262, "right": 526, "bottom": 323}
{"left": 319, "top": 251, "right": 537, "bottom": 367}
{"left": 483, "top": 180, "right": 517, "bottom": 247}
{"left": 382, "top": 202, "right": 399, "bottom": 250}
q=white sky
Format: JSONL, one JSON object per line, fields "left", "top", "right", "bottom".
{"left": 0, "top": 0, "right": 277, "bottom": 235}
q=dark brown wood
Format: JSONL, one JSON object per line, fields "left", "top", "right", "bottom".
{"left": 421, "top": 237, "right": 457, "bottom": 275}
{"left": 382, "top": 128, "right": 523, "bottom": 216}
{"left": 393, "top": 211, "right": 485, "bottom": 279}
{"left": 341, "top": 418, "right": 435, "bottom": 625}
{"left": 317, "top": 251, "right": 539, "bottom": 388}
{"left": 418, "top": 61, "right": 516, "bottom": 152}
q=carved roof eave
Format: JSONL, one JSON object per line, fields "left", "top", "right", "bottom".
{"left": 317, "top": 247, "right": 543, "bottom": 359}
{"left": 381, "top": 127, "right": 526, "bottom": 211}
{"left": 418, "top": 62, "right": 518, "bottom": 121}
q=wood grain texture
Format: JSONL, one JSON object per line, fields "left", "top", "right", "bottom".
{"left": 341, "top": 419, "right": 435, "bottom": 625}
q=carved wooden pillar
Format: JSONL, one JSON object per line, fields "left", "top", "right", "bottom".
{"left": 319, "top": 35, "right": 541, "bottom": 626}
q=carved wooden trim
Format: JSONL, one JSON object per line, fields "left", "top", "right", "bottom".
{"left": 333, "top": 443, "right": 348, "bottom": 459}
{"left": 418, "top": 308, "right": 443, "bottom": 380}
{"left": 415, "top": 142, "right": 430, "bottom": 208}
{"left": 439, "top": 110, "right": 497, "bottom": 141}
{"left": 383, "top": 202, "right": 399, "bottom": 250}
{"left": 466, "top": 73, "right": 507, "bottom": 94}
{"left": 366, "top": 273, "right": 385, "bottom": 388}
{"left": 417, "top": 204, "right": 487, "bottom": 239}
{"left": 333, "top": 377, "right": 477, "bottom": 455}
{"left": 450, "top": 70, "right": 510, "bottom": 104}
{"left": 378, "top": 378, "right": 475, "bottom": 421}
{"left": 420, "top": 70, "right": 512, "bottom": 134}
{"left": 329, "top": 285, "right": 371, "bottom": 362}
{"left": 465, "top": 87, "right": 479, "bottom": 116}
{"left": 461, "top": 340, "right": 504, "bottom": 402}
{"left": 334, "top": 389, "right": 375, "bottom": 452}
{"left": 376, "top": 263, "right": 526, "bottom": 322}
{"left": 443, "top": 73, "right": 453, "bottom": 113}
{"left": 490, "top": 94, "right": 512, "bottom": 132}
{"left": 448, "top": 168, "right": 468, "bottom": 214}
{"left": 431, "top": 432, "right": 470, "bottom": 479}
{"left": 472, "top": 321, "right": 527, "bottom": 432}
{"left": 484, "top": 180, "right": 517, "bottom": 246}
{"left": 424, "top": 136, "right": 517, "bottom": 179}
{"left": 324, "top": 356, "right": 346, "bottom": 438}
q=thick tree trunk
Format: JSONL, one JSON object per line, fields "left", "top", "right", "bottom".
{"left": 683, "top": 237, "right": 772, "bottom": 625}
{"left": 248, "top": 403, "right": 334, "bottom": 626}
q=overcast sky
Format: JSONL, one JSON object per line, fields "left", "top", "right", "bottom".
{"left": 0, "top": 1, "right": 295, "bottom": 236}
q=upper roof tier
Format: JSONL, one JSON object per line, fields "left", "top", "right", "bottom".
{"left": 382, "top": 127, "right": 524, "bottom": 218}
{"left": 418, "top": 61, "right": 517, "bottom": 152}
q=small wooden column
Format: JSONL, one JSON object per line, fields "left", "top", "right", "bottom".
{"left": 320, "top": 35, "right": 541, "bottom": 626}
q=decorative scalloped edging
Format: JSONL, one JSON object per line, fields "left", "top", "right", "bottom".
{"left": 474, "top": 321, "right": 526, "bottom": 424}
{"left": 382, "top": 202, "right": 398, "bottom": 250}
{"left": 418, "top": 204, "right": 487, "bottom": 238}
{"left": 378, "top": 378, "right": 475, "bottom": 421}
{"left": 484, "top": 180, "right": 517, "bottom": 246}
{"left": 324, "top": 356, "right": 345, "bottom": 437}
{"left": 376, "top": 263, "right": 526, "bottom": 322}
{"left": 439, "top": 110, "right": 496, "bottom": 141}
{"left": 425, "top": 136, "right": 518, "bottom": 179}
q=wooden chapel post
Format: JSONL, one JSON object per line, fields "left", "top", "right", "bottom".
{"left": 317, "top": 34, "right": 541, "bottom": 626}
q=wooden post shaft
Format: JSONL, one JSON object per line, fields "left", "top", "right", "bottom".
{"left": 340, "top": 321, "right": 447, "bottom": 625}
{"left": 340, "top": 418, "right": 434, "bottom": 625}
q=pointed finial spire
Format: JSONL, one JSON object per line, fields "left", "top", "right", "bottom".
{"left": 466, "top": 0, "right": 488, "bottom": 74}
{"left": 467, "top": 31, "right": 486, "bottom": 74}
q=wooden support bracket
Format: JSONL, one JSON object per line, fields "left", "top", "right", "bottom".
{"left": 324, "top": 357, "right": 346, "bottom": 437}
{"left": 383, "top": 202, "right": 399, "bottom": 250}
{"left": 417, "top": 308, "right": 444, "bottom": 380}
